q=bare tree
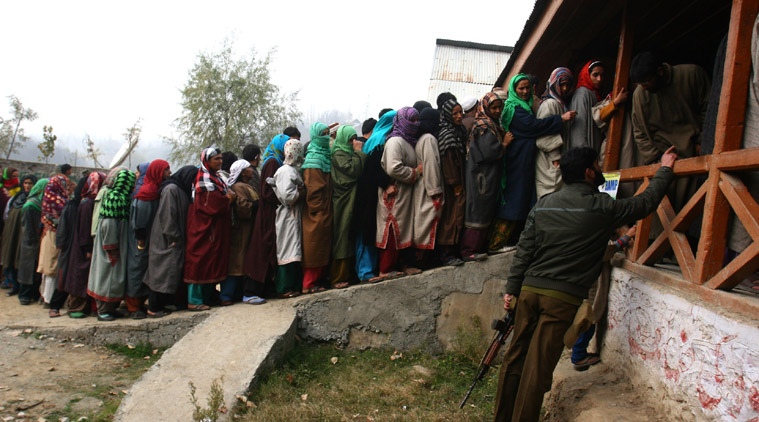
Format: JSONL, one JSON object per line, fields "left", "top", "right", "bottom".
{"left": 1, "top": 96, "right": 38, "bottom": 159}
{"left": 122, "top": 119, "right": 142, "bottom": 169}
{"left": 83, "top": 134, "right": 104, "bottom": 168}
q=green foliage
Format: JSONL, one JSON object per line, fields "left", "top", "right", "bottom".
{"left": 451, "top": 315, "right": 490, "bottom": 365}
{"left": 190, "top": 377, "right": 226, "bottom": 422}
{"left": 37, "top": 125, "right": 57, "bottom": 163}
{"left": 167, "top": 39, "right": 301, "bottom": 163}
{"left": 0, "top": 95, "right": 38, "bottom": 159}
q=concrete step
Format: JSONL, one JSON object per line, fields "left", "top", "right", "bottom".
{"left": 115, "top": 301, "right": 297, "bottom": 422}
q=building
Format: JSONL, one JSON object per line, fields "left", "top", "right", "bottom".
{"left": 427, "top": 39, "right": 513, "bottom": 105}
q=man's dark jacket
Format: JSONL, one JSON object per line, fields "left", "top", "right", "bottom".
{"left": 505, "top": 167, "right": 674, "bottom": 299}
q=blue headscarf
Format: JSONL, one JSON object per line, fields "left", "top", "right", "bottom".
{"left": 262, "top": 134, "right": 291, "bottom": 166}
{"left": 363, "top": 110, "right": 397, "bottom": 154}
{"left": 132, "top": 162, "right": 150, "bottom": 198}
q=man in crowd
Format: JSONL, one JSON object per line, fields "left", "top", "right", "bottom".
{"left": 493, "top": 145, "right": 677, "bottom": 422}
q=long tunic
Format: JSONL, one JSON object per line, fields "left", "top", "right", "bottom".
{"left": 87, "top": 218, "right": 129, "bottom": 302}
{"left": 498, "top": 107, "right": 563, "bottom": 221}
{"left": 412, "top": 134, "right": 444, "bottom": 249}
{"left": 568, "top": 87, "right": 603, "bottom": 153}
{"left": 632, "top": 63, "right": 710, "bottom": 164}
{"left": 377, "top": 137, "right": 417, "bottom": 249}
{"left": 244, "top": 160, "right": 280, "bottom": 283}
{"left": 353, "top": 148, "right": 391, "bottom": 245}
{"left": 1, "top": 204, "right": 24, "bottom": 270}
{"left": 465, "top": 131, "right": 504, "bottom": 229}
{"left": 228, "top": 182, "right": 258, "bottom": 276}
{"left": 37, "top": 229, "right": 59, "bottom": 277}
{"left": 535, "top": 98, "right": 566, "bottom": 198}
{"left": 184, "top": 189, "right": 231, "bottom": 284}
{"left": 61, "top": 199, "right": 95, "bottom": 298}
{"left": 438, "top": 146, "right": 465, "bottom": 246}
{"left": 126, "top": 198, "right": 157, "bottom": 297}
{"left": 18, "top": 207, "right": 41, "bottom": 286}
{"left": 55, "top": 199, "right": 80, "bottom": 289}
{"left": 331, "top": 149, "right": 366, "bottom": 260}
{"left": 270, "top": 165, "right": 303, "bottom": 265}
{"left": 302, "top": 168, "right": 332, "bottom": 268}
{"left": 143, "top": 184, "right": 189, "bottom": 294}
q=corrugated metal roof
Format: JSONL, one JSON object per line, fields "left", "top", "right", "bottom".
{"left": 428, "top": 42, "right": 512, "bottom": 102}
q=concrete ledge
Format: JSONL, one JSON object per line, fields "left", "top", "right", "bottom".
{"left": 115, "top": 301, "right": 297, "bottom": 422}
{"left": 604, "top": 268, "right": 759, "bottom": 422}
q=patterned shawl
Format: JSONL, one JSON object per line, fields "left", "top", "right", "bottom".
{"left": 577, "top": 60, "right": 604, "bottom": 102}
{"left": 41, "top": 175, "right": 69, "bottom": 230}
{"left": 332, "top": 125, "right": 357, "bottom": 154}
{"left": 438, "top": 99, "right": 467, "bottom": 155}
{"left": 501, "top": 74, "right": 534, "bottom": 133}
{"left": 471, "top": 92, "right": 506, "bottom": 145}
{"left": 106, "top": 166, "right": 128, "bottom": 187}
{"left": 542, "top": 67, "right": 574, "bottom": 110}
{"left": 303, "top": 122, "right": 332, "bottom": 172}
{"left": 227, "top": 159, "right": 251, "bottom": 187}
{"left": 363, "top": 110, "right": 397, "bottom": 154}
{"left": 262, "top": 134, "right": 290, "bottom": 166}
{"left": 388, "top": 106, "right": 420, "bottom": 147}
{"left": 194, "top": 147, "right": 227, "bottom": 198}
{"left": 135, "top": 159, "right": 169, "bottom": 201}
{"left": 100, "top": 170, "right": 136, "bottom": 221}
{"left": 283, "top": 139, "right": 305, "bottom": 169}
{"left": 83, "top": 171, "right": 106, "bottom": 200}
{"left": 23, "top": 178, "right": 49, "bottom": 212}
{"left": 2, "top": 167, "right": 19, "bottom": 197}
{"left": 132, "top": 162, "right": 150, "bottom": 198}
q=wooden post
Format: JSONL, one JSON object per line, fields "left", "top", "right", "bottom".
{"left": 695, "top": 0, "right": 758, "bottom": 285}
{"left": 603, "top": 0, "right": 633, "bottom": 172}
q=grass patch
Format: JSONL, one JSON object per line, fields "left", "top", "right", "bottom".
{"left": 239, "top": 337, "right": 499, "bottom": 421}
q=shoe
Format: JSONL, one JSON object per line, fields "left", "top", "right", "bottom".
{"left": 68, "top": 312, "right": 87, "bottom": 319}
{"left": 443, "top": 258, "right": 465, "bottom": 267}
{"left": 49, "top": 309, "right": 62, "bottom": 318}
{"left": 97, "top": 314, "right": 116, "bottom": 322}
{"left": 147, "top": 310, "right": 171, "bottom": 318}
{"left": 187, "top": 304, "right": 211, "bottom": 312}
{"left": 462, "top": 253, "right": 488, "bottom": 262}
{"left": 5, "top": 289, "right": 19, "bottom": 297}
{"left": 242, "top": 296, "right": 266, "bottom": 305}
{"left": 19, "top": 298, "right": 31, "bottom": 306}
{"left": 572, "top": 354, "right": 601, "bottom": 371}
{"left": 130, "top": 310, "right": 148, "bottom": 320}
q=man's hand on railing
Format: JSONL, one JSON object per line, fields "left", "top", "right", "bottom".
{"left": 661, "top": 146, "right": 677, "bottom": 168}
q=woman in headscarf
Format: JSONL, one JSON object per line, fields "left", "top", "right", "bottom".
{"left": 222, "top": 159, "right": 261, "bottom": 305}
{"left": 568, "top": 60, "right": 606, "bottom": 153}
{"left": 132, "top": 162, "right": 150, "bottom": 198}
{"left": 491, "top": 74, "right": 574, "bottom": 251}
{"left": 461, "top": 92, "right": 513, "bottom": 260}
{"left": 301, "top": 122, "right": 333, "bottom": 293}
{"left": 38, "top": 175, "right": 69, "bottom": 311}
{"left": 127, "top": 159, "right": 171, "bottom": 319}
{"left": 1, "top": 167, "right": 20, "bottom": 198}
{"left": 377, "top": 106, "right": 422, "bottom": 277}
{"left": 184, "top": 148, "right": 232, "bottom": 311}
{"left": 1, "top": 174, "right": 36, "bottom": 296}
{"left": 269, "top": 139, "right": 305, "bottom": 297}
{"left": 18, "top": 178, "right": 47, "bottom": 305}
{"left": 354, "top": 110, "right": 395, "bottom": 282}
{"left": 90, "top": 167, "right": 125, "bottom": 237}
{"left": 437, "top": 100, "right": 467, "bottom": 266}
{"left": 51, "top": 175, "right": 88, "bottom": 318}
{"left": 243, "top": 134, "right": 290, "bottom": 300}
{"left": 535, "top": 67, "right": 574, "bottom": 198}
{"left": 87, "top": 169, "right": 136, "bottom": 321}
{"left": 413, "top": 108, "right": 444, "bottom": 256}
{"left": 143, "top": 165, "right": 197, "bottom": 317}
{"left": 330, "top": 125, "right": 366, "bottom": 289}
{"left": 60, "top": 171, "right": 105, "bottom": 318}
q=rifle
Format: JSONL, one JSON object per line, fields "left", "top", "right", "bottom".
{"left": 459, "top": 311, "right": 516, "bottom": 408}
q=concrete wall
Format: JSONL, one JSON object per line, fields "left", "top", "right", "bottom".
{"left": 604, "top": 268, "right": 759, "bottom": 422}
{"left": 0, "top": 158, "right": 104, "bottom": 180}
{"left": 294, "top": 253, "right": 513, "bottom": 353}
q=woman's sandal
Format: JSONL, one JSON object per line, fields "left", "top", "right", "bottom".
{"left": 401, "top": 267, "right": 422, "bottom": 276}
{"left": 333, "top": 282, "right": 350, "bottom": 289}
{"left": 278, "top": 291, "right": 301, "bottom": 299}
{"left": 376, "top": 271, "right": 404, "bottom": 282}
{"left": 49, "top": 309, "right": 62, "bottom": 318}
{"left": 147, "top": 310, "right": 171, "bottom": 318}
{"left": 188, "top": 304, "right": 211, "bottom": 312}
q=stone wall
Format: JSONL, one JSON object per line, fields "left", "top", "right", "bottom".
{"left": 604, "top": 268, "right": 759, "bottom": 422}
{"left": 0, "top": 158, "right": 105, "bottom": 180}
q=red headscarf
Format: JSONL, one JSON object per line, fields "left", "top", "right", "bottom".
{"left": 134, "top": 159, "right": 169, "bottom": 201}
{"left": 576, "top": 60, "right": 604, "bottom": 102}
{"left": 83, "top": 171, "right": 106, "bottom": 200}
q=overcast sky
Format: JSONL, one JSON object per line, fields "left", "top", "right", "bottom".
{"left": 0, "top": 0, "right": 532, "bottom": 160}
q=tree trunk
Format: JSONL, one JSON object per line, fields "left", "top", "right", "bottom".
{"left": 6, "top": 121, "right": 21, "bottom": 160}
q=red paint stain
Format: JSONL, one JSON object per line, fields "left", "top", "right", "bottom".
{"left": 680, "top": 329, "right": 688, "bottom": 343}
{"left": 664, "top": 366, "right": 680, "bottom": 383}
{"left": 628, "top": 337, "right": 657, "bottom": 361}
{"left": 749, "top": 386, "right": 759, "bottom": 411}
{"left": 715, "top": 373, "right": 724, "bottom": 384}
{"left": 721, "top": 335, "right": 737, "bottom": 344}
{"left": 735, "top": 376, "right": 745, "bottom": 390}
{"left": 747, "top": 417, "right": 758, "bottom": 422}
{"left": 697, "top": 387, "right": 721, "bottom": 410}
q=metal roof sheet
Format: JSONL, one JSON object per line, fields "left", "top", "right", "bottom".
{"left": 428, "top": 42, "right": 511, "bottom": 102}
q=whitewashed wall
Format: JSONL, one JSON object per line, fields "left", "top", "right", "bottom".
{"left": 605, "top": 268, "right": 759, "bottom": 422}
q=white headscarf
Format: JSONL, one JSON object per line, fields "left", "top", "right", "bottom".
{"left": 227, "top": 159, "right": 251, "bottom": 187}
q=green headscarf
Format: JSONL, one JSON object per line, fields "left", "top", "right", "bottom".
{"left": 23, "top": 178, "right": 49, "bottom": 212}
{"left": 302, "top": 122, "right": 332, "bottom": 173}
{"left": 332, "top": 125, "right": 357, "bottom": 154}
{"left": 100, "top": 170, "right": 136, "bottom": 221}
{"left": 500, "top": 73, "right": 534, "bottom": 133}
